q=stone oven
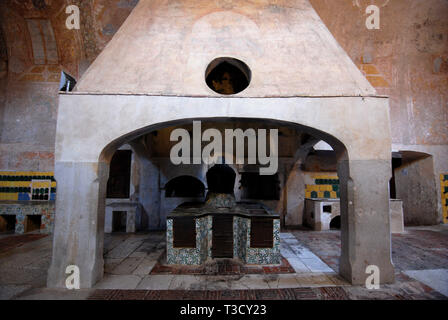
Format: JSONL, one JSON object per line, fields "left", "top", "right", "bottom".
{"left": 167, "top": 165, "right": 280, "bottom": 265}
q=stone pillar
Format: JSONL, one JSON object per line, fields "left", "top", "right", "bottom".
{"left": 338, "top": 160, "right": 395, "bottom": 285}
{"left": 47, "top": 161, "right": 109, "bottom": 288}
{"left": 104, "top": 206, "right": 113, "bottom": 233}
{"left": 126, "top": 207, "right": 136, "bottom": 233}
{"left": 285, "top": 161, "right": 305, "bottom": 227}
{"left": 140, "top": 158, "right": 161, "bottom": 230}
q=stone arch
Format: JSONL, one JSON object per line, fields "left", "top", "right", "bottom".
{"left": 48, "top": 95, "right": 394, "bottom": 288}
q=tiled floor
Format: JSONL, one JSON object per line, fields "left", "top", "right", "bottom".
{"left": 0, "top": 225, "right": 447, "bottom": 300}
{"left": 95, "top": 231, "right": 344, "bottom": 290}
{"left": 0, "top": 233, "right": 47, "bottom": 254}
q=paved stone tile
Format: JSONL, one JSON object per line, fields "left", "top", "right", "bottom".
{"left": 0, "top": 266, "right": 47, "bottom": 287}
{"left": 290, "top": 246, "right": 318, "bottom": 259}
{"left": 280, "top": 233, "right": 296, "bottom": 239}
{"left": 110, "top": 257, "right": 144, "bottom": 275}
{"left": 295, "top": 274, "right": 335, "bottom": 287}
{"left": 282, "top": 238, "right": 299, "bottom": 245}
{"left": 0, "top": 284, "right": 31, "bottom": 300}
{"left": 236, "top": 275, "right": 270, "bottom": 290}
{"left": 132, "top": 258, "right": 158, "bottom": 275}
{"left": 129, "top": 251, "right": 148, "bottom": 258}
{"left": 325, "top": 273, "right": 350, "bottom": 286}
{"left": 290, "top": 227, "right": 448, "bottom": 275}
{"left": 16, "top": 288, "right": 94, "bottom": 300}
{"left": 404, "top": 269, "right": 448, "bottom": 297}
{"left": 168, "top": 275, "right": 205, "bottom": 290}
{"left": 103, "top": 234, "right": 128, "bottom": 255}
{"left": 0, "top": 234, "right": 48, "bottom": 254}
{"left": 205, "top": 276, "right": 233, "bottom": 290}
{"left": 104, "top": 258, "right": 123, "bottom": 274}
{"left": 301, "top": 258, "right": 334, "bottom": 273}
{"left": 280, "top": 246, "right": 296, "bottom": 258}
{"left": 105, "top": 238, "right": 143, "bottom": 259}
{"left": 265, "top": 274, "right": 300, "bottom": 289}
{"left": 2, "top": 229, "right": 448, "bottom": 300}
{"left": 136, "top": 275, "right": 175, "bottom": 290}
{"left": 286, "top": 257, "right": 310, "bottom": 273}
{"left": 94, "top": 274, "right": 142, "bottom": 290}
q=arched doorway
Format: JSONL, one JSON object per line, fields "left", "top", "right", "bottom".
{"left": 330, "top": 216, "right": 341, "bottom": 230}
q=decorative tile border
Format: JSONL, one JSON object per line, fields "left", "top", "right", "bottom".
{"left": 166, "top": 218, "right": 203, "bottom": 265}
{"left": 246, "top": 219, "right": 281, "bottom": 265}
{"left": 305, "top": 175, "right": 339, "bottom": 199}
{"left": 0, "top": 202, "right": 55, "bottom": 234}
{"left": 233, "top": 216, "right": 248, "bottom": 261}
{"left": 0, "top": 171, "right": 56, "bottom": 201}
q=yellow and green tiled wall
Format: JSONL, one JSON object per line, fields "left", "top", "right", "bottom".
{"left": 305, "top": 175, "right": 340, "bottom": 199}
{"left": 441, "top": 174, "right": 448, "bottom": 224}
{"left": 0, "top": 171, "right": 56, "bottom": 201}
{"left": 0, "top": 171, "right": 56, "bottom": 234}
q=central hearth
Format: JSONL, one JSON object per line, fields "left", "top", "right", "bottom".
{"left": 166, "top": 165, "right": 280, "bottom": 265}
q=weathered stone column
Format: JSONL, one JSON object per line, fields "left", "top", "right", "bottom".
{"left": 47, "top": 161, "right": 109, "bottom": 288}
{"left": 338, "top": 159, "right": 395, "bottom": 285}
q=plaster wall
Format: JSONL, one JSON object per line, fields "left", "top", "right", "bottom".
{"left": 395, "top": 155, "right": 439, "bottom": 225}
{"left": 0, "top": 81, "right": 57, "bottom": 171}
{"left": 54, "top": 95, "right": 391, "bottom": 163}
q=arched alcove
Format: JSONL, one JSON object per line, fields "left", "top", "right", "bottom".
{"left": 393, "top": 151, "right": 439, "bottom": 225}
{"left": 206, "top": 164, "right": 236, "bottom": 194}
{"left": 165, "top": 175, "right": 205, "bottom": 198}
{"left": 330, "top": 215, "right": 341, "bottom": 229}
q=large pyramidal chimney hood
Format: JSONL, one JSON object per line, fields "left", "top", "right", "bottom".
{"left": 75, "top": 0, "right": 375, "bottom": 97}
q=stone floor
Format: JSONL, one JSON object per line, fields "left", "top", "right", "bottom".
{"left": 0, "top": 225, "right": 447, "bottom": 300}
{"left": 150, "top": 255, "right": 295, "bottom": 275}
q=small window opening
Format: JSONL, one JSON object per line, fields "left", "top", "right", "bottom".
{"left": 250, "top": 218, "right": 274, "bottom": 248}
{"left": 0, "top": 215, "right": 16, "bottom": 233}
{"left": 25, "top": 215, "right": 41, "bottom": 233}
{"left": 173, "top": 217, "right": 196, "bottom": 248}
{"left": 112, "top": 211, "right": 127, "bottom": 232}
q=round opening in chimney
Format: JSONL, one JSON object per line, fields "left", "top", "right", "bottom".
{"left": 205, "top": 57, "right": 251, "bottom": 95}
